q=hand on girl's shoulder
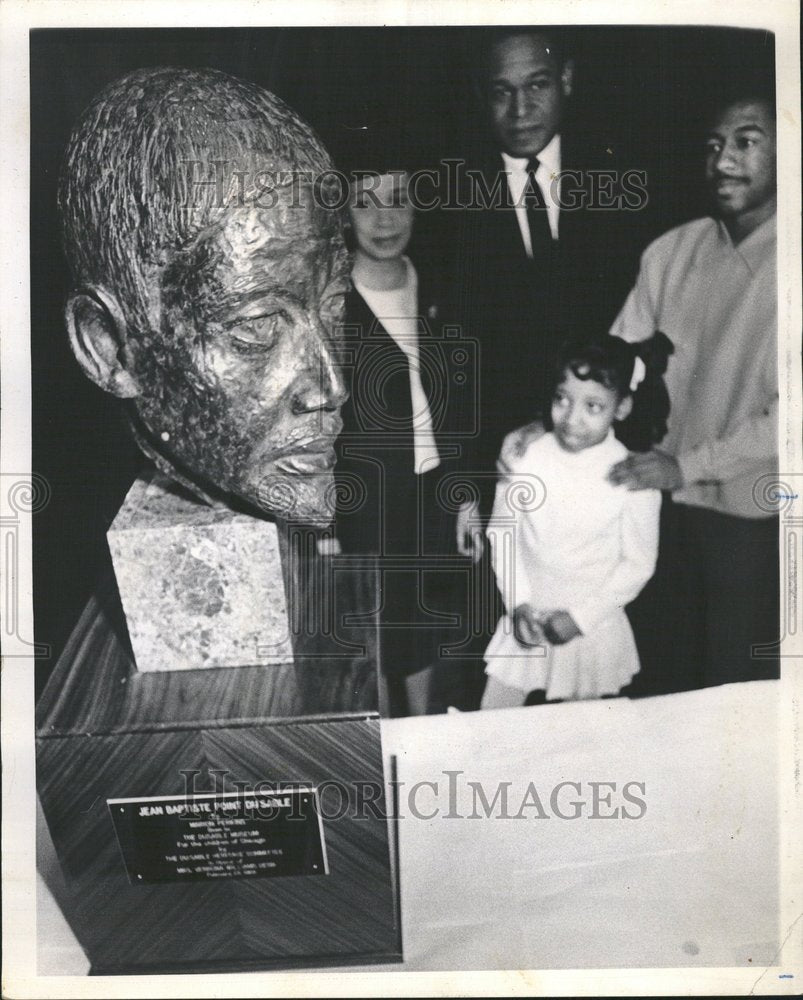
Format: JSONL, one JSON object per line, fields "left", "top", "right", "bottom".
{"left": 608, "top": 446, "right": 679, "bottom": 493}
{"left": 498, "top": 420, "right": 545, "bottom": 474}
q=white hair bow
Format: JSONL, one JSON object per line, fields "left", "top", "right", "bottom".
{"left": 630, "top": 355, "right": 647, "bottom": 392}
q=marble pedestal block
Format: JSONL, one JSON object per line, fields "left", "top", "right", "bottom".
{"left": 107, "top": 470, "right": 293, "bottom": 672}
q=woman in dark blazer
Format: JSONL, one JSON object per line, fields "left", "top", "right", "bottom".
{"left": 330, "top": 146, "right": 471, "bottom": 716}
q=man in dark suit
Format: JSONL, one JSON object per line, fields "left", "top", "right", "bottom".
{"left": 453, "top": 28, "right": 649, "bottom": 551}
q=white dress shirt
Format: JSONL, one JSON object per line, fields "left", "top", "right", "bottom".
{"left": 501, "top": 133, "right": 562, "bottom": 256}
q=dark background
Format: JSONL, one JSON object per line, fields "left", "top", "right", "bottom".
{"left": 30, "top": 26, "right": 774, "bottom": 693}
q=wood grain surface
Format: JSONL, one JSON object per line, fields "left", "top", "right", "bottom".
{"left": 37, "top": 717, "right": 400, "bottom": 971}
{"left": 37, "top": 550, "right": 400, "bottom": 972}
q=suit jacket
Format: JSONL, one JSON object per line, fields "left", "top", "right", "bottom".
{"left": 334, "top": 270, "right": 472, "bottom": 558}
{"left": 448, "top": 131, "right": 653, "bottom": 514}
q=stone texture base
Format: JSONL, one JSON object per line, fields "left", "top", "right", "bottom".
{"left": 107, "top": 470, "right": 293, "bottom": 672}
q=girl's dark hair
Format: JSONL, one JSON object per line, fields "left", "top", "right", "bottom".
{"left": 547, "top": 332, "right": 674, "bottom": 451}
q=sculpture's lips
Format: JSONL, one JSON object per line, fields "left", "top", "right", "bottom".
{"left": 273, "top": 437, "right": 338, "bottom": 474}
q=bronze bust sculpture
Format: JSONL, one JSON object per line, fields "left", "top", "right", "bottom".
{"left": 48, "top": 66, "right": 375, "bottom": 678}
{"left": 38, "top": 65, "right": 397, "bottom": 978}
{"left": 58, "top": 66, "right": 350, "bottom": 526}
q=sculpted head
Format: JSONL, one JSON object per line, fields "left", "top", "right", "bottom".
{"left": 58, "top": 67, "right": 349, "bottom": 525}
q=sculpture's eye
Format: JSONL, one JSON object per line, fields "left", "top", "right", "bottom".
{"left": 228, "top": 311, "right": 289, "bottom": 354}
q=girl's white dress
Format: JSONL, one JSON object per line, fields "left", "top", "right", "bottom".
{"left": 484, "top": 430, "right": 661, "bottom": 700}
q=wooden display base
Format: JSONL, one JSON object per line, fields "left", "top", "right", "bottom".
{"left": 89, "top": 948, "right": 404, "bottom": 977}
{"left": 37, "top": 550, "right": 402, "bottom": 973}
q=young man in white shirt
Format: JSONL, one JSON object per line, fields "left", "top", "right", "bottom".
{"left": 609, "top": 89, "right": 780, "bottom": 691}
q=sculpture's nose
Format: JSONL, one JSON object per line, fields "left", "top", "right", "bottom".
{"left": 291, "top": 319, "right": 348, "bottom": 415}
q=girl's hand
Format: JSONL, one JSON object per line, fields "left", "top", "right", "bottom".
{"left": 513, "top": 604, "right": 545, "bottom": 647}
{"left": 542, "top": 610, "right": 582, "bottom": 645}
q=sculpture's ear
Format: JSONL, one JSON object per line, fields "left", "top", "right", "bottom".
{"left": 65, "top": 286, "right": 140, "bottom": 398}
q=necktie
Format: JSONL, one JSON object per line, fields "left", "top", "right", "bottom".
{"left": 525, "top": 158, "right": 553, "bottom": 256}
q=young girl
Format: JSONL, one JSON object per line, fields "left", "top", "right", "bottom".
{"left": 481, "top": 334, "right": 671, "bottom": 708}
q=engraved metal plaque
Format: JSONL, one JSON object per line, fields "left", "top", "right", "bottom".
{"left": 107, "top": 787, "right": 328, "bottom": 885}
